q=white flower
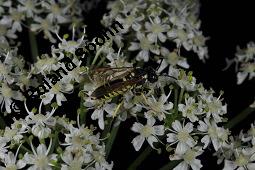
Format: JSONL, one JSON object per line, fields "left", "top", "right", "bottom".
{"left": 0, "top": 83, "right": 23, "bottom": 113}
{"left": 106, "top": 48, "right": 133, "bottom": 68}
{"left": 170, "top": 147, "right": 203, "bottom": 170}
{"left": 0, "top": 18, "right": 17, "bottom": 40}
{"left": 18, "top": 0, "right": 41, "bottom": 18}
{"left": 2, "top": 7, "right": 25, "bottom": 32}
{"left": 42, "top": 81, "right": 73, "bottom": 106}
{"left": 23, "top": 142, "right": 57, "bottom": 170}
{"left": 131, "top": 117, "right": 164, "bottom": 151}
{"left": 128, "top": 32, "right": 160, "bottom": 62}
{"left": 176, "top": 70, "right": 196, "bottom": 91}
{"left": 33, "top": 54, "right": 59, "bottom": 74}
{"left": 91, "top": 103, "right": 116, "bottom": 130}
{"left": 0, "top": 151, "right": 26, "bottom": 169}
{"left": 167, "top": 28, "right": 194, "bottom": 51}
{"left": 223, "top": 148, "right": 255, "bottom": 170}
{"left": 178, "top": 97, "right": 204, "bottom": 122}
{"left": 41, "top": 0, "right": 70, "bottom": 24}
{"left": 200, "top": 93, "right": 227, "bottom": 123}
{"left": 167, "top": 120, "right": 196, "bottom": 154}
{"left": 91, "top": 145, "right": 113, "bottom": 170}
{"left": 116, "top": 10, "right": 144, "bottom": 32}
{"left": 55, "top": 27, "right": 86, "bottom": 54}
{"left": 158, "top": 48, "right": 189, "bottom": 70}
{"left": 30, "top": 16, "right": 59, "bottom": 43}
{"left": 197, "top": 118, "right": 229, "bottom": 151}
{"left": 24, "top": 101, "right": 56, "bottom": 139}
{"left": 142, "top": 92, "right": 173, "bottom": 121}
{"left": 237, "top": 63, "right": 255, "bottom": 84}
{"left": 61, "top": 149, "right": 84, "bottom": 170}
{"left": 63, "top": 126, "right": 99, "bottom": 150}
{"left": 145, "top": 16, "right": 170, "bottom": 43}
{"left": 0, "top": 141, "right": 9, "bottom": 159}
{"left": 0, "top": 51, "right": 22, "bottom": 84}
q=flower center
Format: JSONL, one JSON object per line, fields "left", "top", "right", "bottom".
{"left": 0, "top": 63, "right": 7, "bottom": 75}
{"left": 52, "top": 84, "right": 61, "bottom": 93}
{"left": 93, "top": 151, "right": 104, "bottom": 163}
{"left": 0, "top": 25, "right": 7, "bottom": 36}
{"left": 1, "top": 85, "right": 12, "bottom": 98}
{"left": 183, "top": 149, "right": 196, "bottom": 163}
{"left": 141, "top": 125, "right": 153, "bottom": 137}
{"left": 11, "top": 11, "right": 23, "bottom": 21}
{"left": 25, "top": 0, "right": 35, "bottom": 9}
{"left": 177, "top": 130, "right": 189, "bottom": 142}
{"left": 140, "top": 37, "right": 151, "bottom": 50}
{"left": 235, "top": 154, "right": 249, "bottom": 167}
{"left": 35, "top": 155, "right": 49, "bottom": 169}
{"left": 41, "top": 20, "right": 50, "bottom": 30}
{"left": 152, "top": 24, "right": 164, "bottom": 33}
{"left": 72, "top": 135, "right": 83, "bottom": 147}
{"left": 6, "top": 165, "right": 17, "bottom": 170}
{"left": 208, "top": 127, "right": 217, "bottom": 138}
{"left": 208, "top": 100, "right": 221, "bottom": 113}
{"left": 167, "top": 52, "right": 179, "bottom": 65}
{"left": 51, "top": 4, "right": 60, "bottom": 14}
{"left": 177, "top": 29, "right": 187, "bottom": 42}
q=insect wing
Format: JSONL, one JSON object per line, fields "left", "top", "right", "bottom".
{"left": 91, "top": 77, "right": 145, "bottom": 99}
{"left": 90, "top": 67, "right": 134, "bottom": 85}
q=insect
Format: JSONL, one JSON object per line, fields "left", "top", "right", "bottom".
{"left": 90, "top": 66, "right": 159, "bottom": 100}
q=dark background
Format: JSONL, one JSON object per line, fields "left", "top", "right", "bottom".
{"left": 17, "top": 0, "right": 255, "bottom": 169}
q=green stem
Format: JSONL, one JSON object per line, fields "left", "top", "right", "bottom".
{"left": 20, "top": 145, "right": 32, "bottom": 154}
{"left": 28, "top": 30, "right": 38, "bottom": 63}
{"left": 174, "top": 86, "right": 179, "bottom": 115}
{"left": 178, "top": 88, "right": 184, "bottom": 105}
{"left": 159, "top": 160, "right": 182, "bottom": 170}
{"left": 97, "top": 56, "right": 106, "bottom": 67}
{"left": 105, "top": 123, "right": 120, "bottom": 159}
{"left": 49, "top": 130, "right": 59, "bottom": 154}
{"left": 225, "top": 107, "right": 255, "bottom": 129}
{"left": 79, "top": 98, "right": 87, "bottom": 125}
{"left": 91, "top": 46, "right": 103, "bottom": 67}
{"left": 102, "top": 117, "right": 114, "bottom": 139}
{"left": 127, "top": 146, "right": 153, "bottom": 170}
{"left": 0, "top": 115, "right": 6, "bottom": 129}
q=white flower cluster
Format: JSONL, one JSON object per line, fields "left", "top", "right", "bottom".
{"left": 0, "top": 0, "right": 89, "bottom": 46}
{"left": 234, "top": 42, "right": 255, "bottom": 85}
{"left": 0, "top": 101, "right": 113, "bottom": 169}
{"left": 214, "top": 122, "right": 255, "bottom": 170}
{"left": 101, "top": 0, "right": 209, "bottom": 63}
{"left": 224, "top": 41, "right": 255, "bottom": 108}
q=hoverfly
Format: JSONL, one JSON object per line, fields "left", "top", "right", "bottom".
{"left": 90, "top": 66, "right": 159, "bottom": 100}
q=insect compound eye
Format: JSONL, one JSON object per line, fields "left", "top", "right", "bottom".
{"left": 144, "top": 67, "right": 158, "bottom": 83}
{"left": 148, "top": 74, "right": 158, "bottom": 83}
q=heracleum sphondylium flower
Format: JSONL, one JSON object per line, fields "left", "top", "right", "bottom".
{"left": 142, "top": 91, "right": 173, "bottom": 121}
{"left": 23, "top": 142, "right": 58, "bottom": 170}
{"left": 0, "top": 149, "right": 26, "bottom": 169}
{"left": 131, "top": 117, "right": 164, "bottom": 151}
{"left": 167, "top": 120, "right": 196, "bottom": 155}
{"left": 178, "top": 96, "right": 204, "bottom": 122}
{"left": 197, "top": 118, "right": 229, "bottom": 151}
{"left": 170, "top": 146, "right": 203, "bottom": 170}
